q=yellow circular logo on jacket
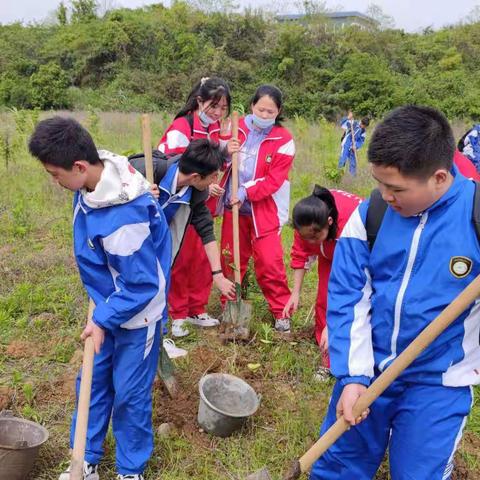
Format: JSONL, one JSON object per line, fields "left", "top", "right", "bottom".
{"left": 449, "top": 256, "right": 473, "bottom": 279}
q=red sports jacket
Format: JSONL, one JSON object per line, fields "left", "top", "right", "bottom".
{"left": 216, "top": 116, "right": 295, "bottom": 238}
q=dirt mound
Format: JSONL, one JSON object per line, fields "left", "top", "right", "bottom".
{"left": 35, "top": 369, "right": 77, "bottom": 406}
{"left": 0, "top": 386, "right": 13, "bottom": 410}
{"left": 6, "top": 340, "right": 41, "bottom": 358}
{"left": 153, "top": 345, "right": 226, "bottom": 447}
{"left": 452, "top": 432, "right": 480, "bottom": 480}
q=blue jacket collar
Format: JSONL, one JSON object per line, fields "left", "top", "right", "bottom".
{"left": 159, "top": 163, "right": 192, "bottom": 203}
{"left": 425, "top": 166, "right": 468, "bottom": 214}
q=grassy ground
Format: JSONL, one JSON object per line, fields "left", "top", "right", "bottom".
{"left": 0, "top": 110, "right": 478, "bottom": 480}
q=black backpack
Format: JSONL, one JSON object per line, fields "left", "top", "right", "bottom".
{"left": 128, "top": 150, "right": 181, "bottom": 185}
{"left": 366, "top": 182, "right": 480, "bottom": 250}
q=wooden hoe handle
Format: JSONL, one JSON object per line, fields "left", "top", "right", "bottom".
{"left": 299, "top": 273, "right": 480, "bottom": 472}
{"left": 142, "top": 114, "right": 154, "bottom": 184}
{"left": 349, "top": 116, "right": 358, "bottom": 163}
{"left": 70, "top": 301, "right": 96, "bottom": 480}
{"left": 230, "top": 112, "right": 241, "bottom": 286}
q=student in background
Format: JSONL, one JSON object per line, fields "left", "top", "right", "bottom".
{"left": 459, "top": 123, "right": 480, "bottom": 172}
{"left": 338, "top": 111, "right": 370, "bottom": 176}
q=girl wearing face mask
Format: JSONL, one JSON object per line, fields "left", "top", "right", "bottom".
{"left": 218, "top": 85, "right": 296, "bottom": 333}
{"left": 157, "top": 77, "right": 233, "bottom": 341}
{"left": 284, "top": 186, "right": 362, "bottom": 377}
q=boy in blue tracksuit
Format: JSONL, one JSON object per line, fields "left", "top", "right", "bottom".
{"left": 28, "top": 117, "right": 171, "bottom": 480}
{"left": 129, "top": 140, "right": 235, "bottom": 341}
{"left": 338, "top": 111, "right": 370, "bottom": 176}
{"left": 312, "top": 105, "right": 480, "bottom": 479}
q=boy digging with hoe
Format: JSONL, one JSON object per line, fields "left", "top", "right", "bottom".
{"left": 29, "top": 116, "right": 172, "bottom": 480}
{"left": 311, "top": 105, "right": 480, "bottom": 480}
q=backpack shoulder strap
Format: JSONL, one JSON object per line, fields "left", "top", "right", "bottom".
{"left": 472, "top": 181, "right": 480, "bottom": 245}
{"left": 366, "top": 188, "right": 388, "bottom": 251}
{"left": 186, "top": 113, "right": 194, "bottom": 139}
{"left": 152, "top": 151, "right": 181, "bottom": 183}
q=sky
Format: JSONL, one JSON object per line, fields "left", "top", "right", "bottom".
{"left": 1, "top": 0, "right": 479, "bottom": 32}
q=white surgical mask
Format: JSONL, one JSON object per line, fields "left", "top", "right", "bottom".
{"left": 199, "top": 110, "right": 216, "bottom": 126}
{"left": 252, "top": 114, "right": 275, "bottom": 129}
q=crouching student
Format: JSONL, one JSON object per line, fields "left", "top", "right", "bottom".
{"left": 130, "top": 139, "right": 235, "bottom": 356}
{"left": 29, "top": 116, "right": 171, "bottom": 480}
{"left": 311, "top": 105, "right": 480, "bottom": 480}
{"left": 218, "top": 85, "right": 295, "bottom": 332}
{"left": 282, "top": 186, "right": 361, "bottom": 379}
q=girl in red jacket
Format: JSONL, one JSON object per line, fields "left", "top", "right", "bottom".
{"left": 220, "top": 85, "right": 295, "bottom": 332}
{"left": 283, "top": 186, "right": 362, "bottom": 373}
{"left": 158, "top": 77, "right": 234, "bottom": 339}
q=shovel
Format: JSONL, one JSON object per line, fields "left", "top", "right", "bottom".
{"left": 70, "top": 301, "right": 95, "bottom": 480}
{"left": 246, "top": 273, "right": 480, "bottom": 480}
{"left": 222, "top": 111, "right": 253, "bottom": 341}
{"left": 141, "top": 113, "right": 179, "bottom": 399}
{"left": 349, "top": 115, "right": 359, "bottom": 168}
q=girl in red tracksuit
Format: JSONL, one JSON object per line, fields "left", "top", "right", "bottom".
{"left": 219, "top": 85, "right": 295, "bottom": 332}
{"left": 158, "top": 77, "right": 232, "bottom": 338}
{"left": 283, "top": 186, "right": 362, "bottom": 370}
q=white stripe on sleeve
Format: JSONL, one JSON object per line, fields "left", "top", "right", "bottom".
{"left": 166, "top": 130, "right": 189, "bottom": 150}
{"left": 277, "top": 139, "right": 295, "bottom": 156}
{"left": 102, "top": 222, "right": 150, "bottom": 256}
{"left": 349, "top": 268, "right": 374, "bottom": 377}
{"left": 341, "top": 207, "right": 367, "bottom": 242}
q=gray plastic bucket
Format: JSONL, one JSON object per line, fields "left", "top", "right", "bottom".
{"left": 0, "top": 411, "right": 49, "bottom": 480}
{"left": 198, "top": 373, "right": 261, "bottom": 437}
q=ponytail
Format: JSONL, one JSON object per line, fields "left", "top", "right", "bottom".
{"left": 292, "top": 185, "right": 338, "bottom": 240}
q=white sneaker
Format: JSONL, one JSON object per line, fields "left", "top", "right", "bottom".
{"left": 59, "top": 461, "right": 99, "bottom": 480}
{"left": 188, "top": 312, "right": 220, "bottom": 327}
{"left": 275, "top": 318, "right": 291, "bottom": 333}
{"left": 171, "top": 319, "right": 190, "bottom": 337}
{"left": 314, "top": 366, "right": 332, "bottom": 382}
{"left": 163, "top": 338, "right": 188, "bottom": 359}
{"left": 117, "top": 475, "right": 144, "bottom": 480}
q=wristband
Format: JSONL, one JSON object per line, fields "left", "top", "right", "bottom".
{"left": 212, "top": 269, "right": 223, "bottom": 276}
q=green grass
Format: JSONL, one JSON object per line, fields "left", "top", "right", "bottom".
{"left": 0, "top": 110, "right": 478, "bottom": 480}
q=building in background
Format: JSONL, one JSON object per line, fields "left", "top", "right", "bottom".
{"left": 276, "top": 11, "right": 378, "bottom": 31}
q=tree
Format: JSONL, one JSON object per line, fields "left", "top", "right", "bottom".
{"left": 366, "top": 3, "right": 395, "bottom": 30}
{"left": 294, "top": 0, "right": 328, "bottom": 15}
{"left": 30, "top": 62, "right": 70, "bottom": 109}
{"left": 185, "top": 0, "right": 238, "bottom": 14}
{"left": 70, "top": 0, "right": 98, "bottom": 23}
{"left": 466, "top": 4, "right": 480, "bottom": 23}
{"left": 98, "top": 0, "right": 118, "bottom": 17}
{"left": 56, "top": 2, "right": 68, "bottom": 25}
{"left": 329, "top": 52, "right": 398, "bottom": 116}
